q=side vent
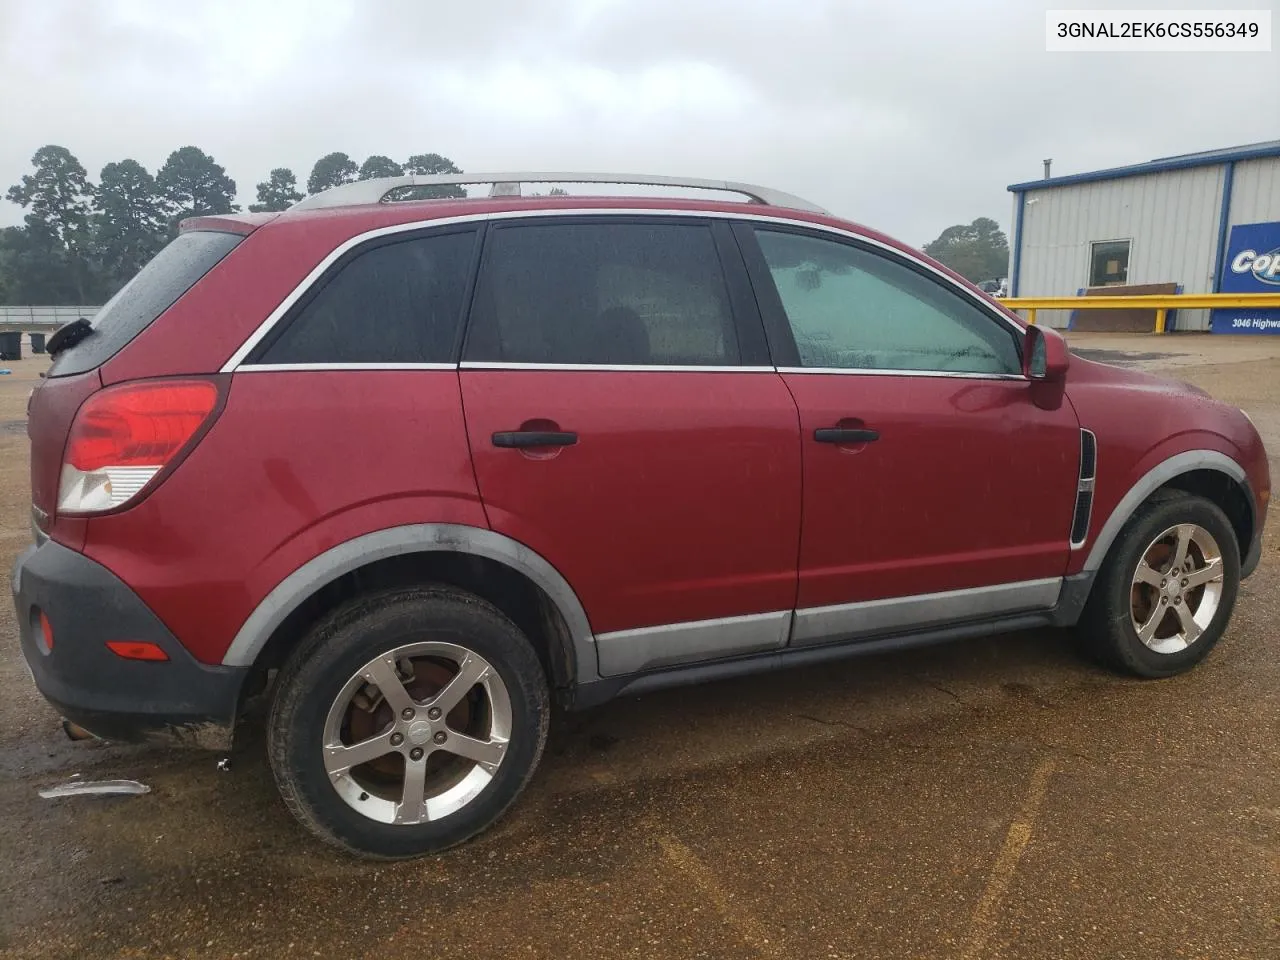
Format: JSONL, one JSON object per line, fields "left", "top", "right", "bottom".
{"left": 1070, "top": 429, "right": 1097, "bottom": 547}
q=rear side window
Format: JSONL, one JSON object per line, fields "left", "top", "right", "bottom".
{"left": 464, "top": 221, "right": 741, "bottom": 366}
{"left": 48, "top": 230, "right": 242, "bottom": 378}
{"left": 256, "top": 230, "right": 476, "bottom": 365}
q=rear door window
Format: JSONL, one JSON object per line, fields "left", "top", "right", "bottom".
{"left": 254, "top": 229, "right": 477, "bottom": 365}
{"left": 464, "top": 221, "right": 742, "bottom": 366}
{"left": 48, "top": 230, "right": 242, "bottom": 377}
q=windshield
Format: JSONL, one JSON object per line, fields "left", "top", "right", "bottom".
{"left": 47, "top": 230, "right": 242, "bottom": 377}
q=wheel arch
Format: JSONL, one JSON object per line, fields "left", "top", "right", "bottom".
{"left": 1082, "top": 450, "right": 1253, "bottom": 575}
{"left": 221, "top": 524, "right": 599, "bottom": 688}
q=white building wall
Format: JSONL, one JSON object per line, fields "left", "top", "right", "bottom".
{"left": 1015, "top": 166, "right": 1225, "bottom": 329}
{"left": 1228, "top": 157, "right": 1280, "bottom": 226}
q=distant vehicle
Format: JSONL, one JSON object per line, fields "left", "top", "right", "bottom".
{"left": 13, "top": 172, "right": 1269, "bottom": 859}
{"left": 977, "top": 278, "right": 1008, "bottom": 297}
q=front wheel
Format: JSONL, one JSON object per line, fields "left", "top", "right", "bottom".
{"left": 268, "top": 586, "right": 550, "bottom": 859}
{"left": 1078, "top": 492, "right": 1240, "bottom": 678}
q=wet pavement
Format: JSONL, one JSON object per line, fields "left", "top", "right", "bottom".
{"left": 1070, "top": 348, "right": 1187, "bottom": 367}
{"left": 1, "top": 335, "right": 1278, "bottom": 959}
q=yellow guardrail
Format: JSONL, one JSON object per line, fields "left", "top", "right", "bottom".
{"left": 998, "top": 293, "right": 1280, "bottom": 333}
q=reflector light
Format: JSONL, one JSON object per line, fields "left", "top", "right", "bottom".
{"left": 39, "top": 611, "right": 53, "bottom": 653}
{"left": 105, "top": 641, "right": 169, "bottom": 662}
{"left": 58, "top": 379, "right": 220, "bottom": 514}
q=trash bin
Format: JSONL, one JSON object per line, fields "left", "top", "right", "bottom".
{"left": 0, "top": 331, "right": 21, "bottom": 361}
{"left": 29, "top": 332, "right": 46, "bottom": 354}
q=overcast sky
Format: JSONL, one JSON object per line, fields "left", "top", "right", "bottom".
{"left": 1, "top": 0, "right": 1277, "bottom": 245}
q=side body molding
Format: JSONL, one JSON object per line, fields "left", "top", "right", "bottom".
{"left": 1082, "top": 449, "right": 1248, "bottom": 573}
{"left": 219, "top": 524, "right": 599, "bottom": 681}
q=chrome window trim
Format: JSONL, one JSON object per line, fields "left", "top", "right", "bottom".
{"left": 237, "top": 362, "right": 459, "bottom": 372}
{"left": 221, "top": 207, "right": 1027, "bottom": 372}
{"left": 777, "top": 366, "right": 1027, "bottom": 381}
{"left": 460, "top": 361, "right": 771, "bottom": 373}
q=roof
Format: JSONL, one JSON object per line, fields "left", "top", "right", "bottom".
{"left": 1007, "top": 140, "right": 1280, "bottom": 192}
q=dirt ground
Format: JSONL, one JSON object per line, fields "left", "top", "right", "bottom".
{"left": 1, "top": 334, "right": 1278, "bottom": 959}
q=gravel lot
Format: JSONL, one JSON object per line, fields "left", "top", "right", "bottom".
{"left": 1, "top": 333, "right": 1278, "bottom": 959}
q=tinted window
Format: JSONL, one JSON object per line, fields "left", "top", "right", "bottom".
{"left": 465, "top": 222, "right": 740, "bottom": 366}
{"left": 258, "top": 230, "right": 475, "bottom": 364}
{"left": 48, "top": 230, "right": 242, "bottom": 378}
{"left": 755, "top": 229, "right": 1021, "bottom": 375}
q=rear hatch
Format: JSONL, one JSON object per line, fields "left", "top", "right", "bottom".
{"left": 29, "top": 230, "right": 244, "bottom": 543}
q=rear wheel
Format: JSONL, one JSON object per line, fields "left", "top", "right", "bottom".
{"left": 1078, "top": 492, "right": 1239, "bottom": 677}
{"left": 268, "top": 586, "right": 549, "bottom": 859}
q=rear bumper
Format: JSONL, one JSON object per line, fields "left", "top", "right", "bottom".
{"left": 11, "top": 540, "right": 247, "bottom": 749}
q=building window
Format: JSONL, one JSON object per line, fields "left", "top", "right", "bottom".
{"left": 1089, "top": 240, "right": 1130, "bottom": 287}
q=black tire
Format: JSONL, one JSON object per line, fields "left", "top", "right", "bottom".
{"left": 267, "top": 585, "right": 549, "bottom": 859}
{"left": 1077, "top": 492, "right": 1240, "bottom": 678}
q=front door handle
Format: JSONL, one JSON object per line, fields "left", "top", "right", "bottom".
{"left": 492, "top": 430, "right": 578, "bottom": 449}
{"left": 814, "top": 427, "right": 879, "bottom": 444}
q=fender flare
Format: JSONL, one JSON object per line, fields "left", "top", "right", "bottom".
{"left": 1082, "top": 449, "right": 1249, "bottom": 574}
{"left": 219, "top": 524, "right": 599, "bottom": 682}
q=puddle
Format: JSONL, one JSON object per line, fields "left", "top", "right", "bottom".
{"left": 1072, "top": 348, "right": 1187, "bottom": 367}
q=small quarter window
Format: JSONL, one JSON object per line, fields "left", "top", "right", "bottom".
{"left": 1088, "top": 240, "right": 1130, "bottom": 287}
{"left": 257, "top": 230, "right": 476, "bottom": 365}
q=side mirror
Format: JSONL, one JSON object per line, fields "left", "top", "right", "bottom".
{"left": 1023, "top": 324, "right": 1069, "bottom": 382}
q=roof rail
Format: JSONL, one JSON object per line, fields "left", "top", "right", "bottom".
{"left": 289, "top": 172, "right": 827, "bottom": 214}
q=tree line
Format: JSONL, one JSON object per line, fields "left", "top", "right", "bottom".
{"left": 922, "top": 216, "right": 1010, "bottom": 284}
{"left": 0, "top": 146, "right": 463, "bottom": 305}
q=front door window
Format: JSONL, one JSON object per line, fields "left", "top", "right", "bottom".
{"left": 754, "top": 228, "right": 1021, "bottom": 376}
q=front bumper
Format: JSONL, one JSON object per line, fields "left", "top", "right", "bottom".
{"left": 11, "top": 540, "right": 247, "bottom": 748}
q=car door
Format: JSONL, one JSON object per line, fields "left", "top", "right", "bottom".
{"left": 459, "top": 216, "right": 803, "bottom": 676}
{"left": 734, "top": 222, "right": 1081, "bottom": 646}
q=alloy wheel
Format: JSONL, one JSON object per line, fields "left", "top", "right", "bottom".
{"left": 321, "top": 642, "right": 512, "bottom": 824}
{"left": 1129, "top": 523, "right": 1225, "bottom": 655}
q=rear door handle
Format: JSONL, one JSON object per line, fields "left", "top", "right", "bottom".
{"left": 492, "top": 430, "right": 579, "bottom": 449}
{"left": 814, "top": 427, "right": 879, "bottom": 444}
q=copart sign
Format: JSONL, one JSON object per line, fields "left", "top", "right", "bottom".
{"left": 1211, "top": 221, "right": 1280, "bottom": 334}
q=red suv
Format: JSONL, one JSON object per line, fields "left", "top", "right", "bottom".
{"left": 13, "top": 174, "right": 1268, "bottom": 858}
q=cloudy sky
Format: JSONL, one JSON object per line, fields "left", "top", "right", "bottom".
{"left": 1, "top": 0, "right": 1276, "bottom": 245}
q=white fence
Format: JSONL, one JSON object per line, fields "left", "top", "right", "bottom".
{"left": 0, "top": 306, "right": 101, "bottom": 328}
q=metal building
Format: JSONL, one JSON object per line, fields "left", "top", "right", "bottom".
{"left": 1007, "top": 141, "right": 1280, "bottom": 330}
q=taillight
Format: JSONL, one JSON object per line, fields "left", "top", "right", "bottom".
{"left": 57, "top": 379, "right": 222, "bottom": 515}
